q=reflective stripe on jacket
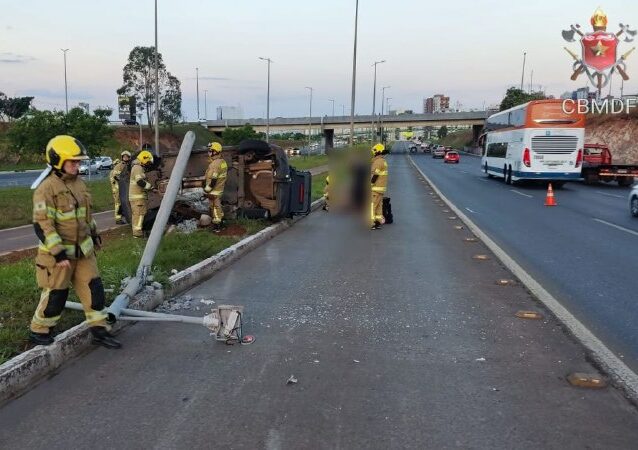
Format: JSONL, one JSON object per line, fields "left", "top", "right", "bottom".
{"left": 205, "top": 156, "right": 228, "bottom": 196}
{"left": 371, "top": 155, "right": 388, "bottom": 193}
{"left": 129, "top": 161, "right": 152, "bottom": 201}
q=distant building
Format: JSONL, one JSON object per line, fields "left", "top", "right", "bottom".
{"left": 423, "top": 94, "right": 450, "bottom": 113}
{"left": 216, "top": 106, "right": 243, "bottom": 120}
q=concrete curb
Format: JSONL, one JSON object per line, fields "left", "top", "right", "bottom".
{"left": 407, "top": 154, "right": 638, "bottom": 403}
{"left": 0, "top": 198, "right": 325, "bottom": 405}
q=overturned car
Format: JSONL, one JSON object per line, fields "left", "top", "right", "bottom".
{"left": 117, "top": 139, "right": 312, "bottom": 228}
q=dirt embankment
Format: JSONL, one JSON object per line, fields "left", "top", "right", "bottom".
{"left": 586, "top": 110, "right": 638, "bottom": 163}
{"left": 113, "top": 128, "right": 183, "bottom": 152}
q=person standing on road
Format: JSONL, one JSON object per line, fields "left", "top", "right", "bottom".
{"left": 29, "top": 135, "right": 121, "bottom": 349}
{"left": 204, "top": 142, "right": 228, "bottom": 232}
{"left": 109, "top": 150, "right": 132, "bottom": 225}
{"left": 128, "top": 150, "right": 154, "bottom": 238}
{"left": 370, "top": 143, "right": 388, "bottom": 230}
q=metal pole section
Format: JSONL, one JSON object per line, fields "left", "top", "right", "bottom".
{"left": 305, "top": 86, "right": 313, "bottom": 154}
{"left": 349, "top": 0, "right": 359, "bottom": 147}
{"left": 520, "top": 51, "right": 526, "bottom": 90}
{"left": 65, "top": 302, "right": 214, "bottom": 327}
{"left": 328, "top": 99, "right": 335, "bottom": 117}
{"left": 105, "top": 131, "right": 196, "bottom": 322}
{"left": 259, "top": 57, "right": 272, "bottom": 143}
{"left": 196, "top": 67, "right": 200, "bottom": 120}
{"left": 530, "top": 69, "right": 534, "bottom": 94}
{"left": 137, "top": 113, "right": 143, "bottom": 150}
{"left": 61, "top": 49, "right": 69, "bottom": 114}
{"left": 204, "top": 89, "right": 208, "bottom": 121}
{"left": 371, "top": 60, "right": 385, "bottom": 142}
{"left": 154, "top": 0, "right": 160, "bottom": 156}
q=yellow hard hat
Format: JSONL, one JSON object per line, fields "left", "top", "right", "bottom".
{"left": 121, "top": 150, "right": 132, "bottom": 158}
{"left": 45, "top": 135, "right": 89, "bottom": 170}
{"left": 208, "top": 142, "right": 222, "bottom": 153}
{"left": 137, "top": 150, "right": 154, "bottom": 165}
{"left": 371, "top": 143, "right": 385, "bottom": 156}
{"left": 326, "top": 175, "right": 330, "bottom": 184}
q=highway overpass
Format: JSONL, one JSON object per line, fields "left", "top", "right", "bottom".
{"left": 206, "top": 111, "right": 489, "bottom": 148}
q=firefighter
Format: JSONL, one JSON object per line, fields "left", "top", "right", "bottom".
{"left": 204, "top": 142, "right": 227, "bottom": 231}
{"left": 29, "top": 135, "right": 121, "bottom": 348}
{"left": 109, "top": 150, "right": 132, "bottom": 224}
{"left": 129, "top": 150, "right": 154, "bottom": 238}
{"left": 370, "top": 143, "right": 388, "bottom": 230}
{"left": 323, "top": 175, "right": 331, "bottom": 211}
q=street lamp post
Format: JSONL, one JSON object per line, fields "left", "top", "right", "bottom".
{"left": 61, "top": 48, "right": 69, "bottom": 114}
{"left": 380, "top": 86, "right": 390, "bottom": 143}
{"left": 520, "top": 51, "right": 527, "bottom": 91}
{"left": 328, "top": 99, "right": 335, "bottom": 117}
{"left": 154, "top": 0, "right": 159, "bottom": 155}
{"left": 305, "top": 86, "right": 313, "bottom": 155}
{"left": 259, "top": 57, "right": 273, "bottom": 143}
{"left": 196, "top": 67, "right": 200, "bottom": 121}
{"left": 137, "top": 113, "right": 143, "bottom": 150}
{"left": 204, "top": 89, "right": 208, "bottom": 121}
{"left": 371, "top": 59, "right": 386, "bottom": 141}
{"left": 349, "top": 0, "right": 359, "bottom": 147}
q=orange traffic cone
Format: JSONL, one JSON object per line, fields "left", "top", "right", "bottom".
{"left": 545, "top": 183, "right": 557, "bottom": 207}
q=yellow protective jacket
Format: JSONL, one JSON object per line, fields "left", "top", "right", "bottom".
{"left": 371, "top": 155, "right": 388, "bottom": 193}
{"left": 129, "top": 160, "right": 152, "bottom": 201}
{"left": 109, "top": 159, "right": 126, "bottom": 191}
{"left": 33, "top": 173, "right": 97, "bottom": 260}
{"left": 205, "top": 155, "right": 228, "bottom": 196}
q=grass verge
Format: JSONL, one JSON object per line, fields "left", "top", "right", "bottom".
{"left": 288, "top": 154, "right": 329, "bottom": 170}
{"left": 0, "top": 179, "right": 112, "bottom": 230}
{"left": 0, "top": 218, "right": 267, "bottom": 365}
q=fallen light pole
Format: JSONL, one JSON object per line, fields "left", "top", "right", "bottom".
{"left": 64, "top": 131, "right": 252, "bottom": 344}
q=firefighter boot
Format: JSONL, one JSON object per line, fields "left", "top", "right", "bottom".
{"left": 90, "top": 327, "right": 122, "bottom": 349}
{"left": 29, "top": 331, "right": 54, "bottom": 346}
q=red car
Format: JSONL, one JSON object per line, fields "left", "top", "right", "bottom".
{"left": 444, "top": 151, "right": 460, "bottom": 164}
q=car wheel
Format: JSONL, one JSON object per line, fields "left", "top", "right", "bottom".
{"left": 631, "top": 196, "right": 638, "bottom": 217}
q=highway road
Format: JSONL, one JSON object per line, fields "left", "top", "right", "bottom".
{"left": 1, "top": 155, "right": 636, "bottom": 448}
{"left": 404, "top": 142, "right": 638, "bottom": 375}
{"left": 0, "top": 169, "right": 109, "bottom": 188}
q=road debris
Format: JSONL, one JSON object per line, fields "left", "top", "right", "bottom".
{"left": 287, "top": 375, "right": 298, "bottom": 385}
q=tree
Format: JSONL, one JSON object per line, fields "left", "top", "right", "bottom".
{"left": 158, "top": 74, "right": 182, "bottom": 129}
{"left": 117, "top": 46, "right": 182, "bottom": 129}
{"left": 499, "top": 87, "right": 547, "bottom": 111}
{"left": 7, "top": 108, "right": 113, "bottom": 157}
{"left": 93, "top": 107, "right": 113, "bottom": 120}
{"left": 222, "top": 124, "right": 265, "bottom": 145}
{"left": 437, "top": 125, "right": 448, "bottom": 139}
{"left": 0, "top": 92, "right": 34, "bottom": 121}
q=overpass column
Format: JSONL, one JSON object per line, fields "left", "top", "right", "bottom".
{"left": 472, "top": 124, "right": 483, "bottom": 146}
{"left": 323, "top": 129, "right": 334, "bottom": 151}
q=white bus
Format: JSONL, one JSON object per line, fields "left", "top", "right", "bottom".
{"left": 480, "top": 100, "right": 585, "bottom": 186}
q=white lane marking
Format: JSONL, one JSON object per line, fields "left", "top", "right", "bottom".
{"left": 595, "top": 191, "right": 625, "bottom": 199}
{"left": 479, "top": 178, "right": 489, "bottom": 182}
{"left": 465, "top": 207, "right": 477, "bottom": 214}
{"left": 593, "top": 218, "right": 638, "bottom": 237}
{"left": 510, "top": 190, "right": 533, "bottom": 198}
{"left": 407, "top": 154, "right": 638, "bottom": 402}
{"left": 460, "top": 170, "right": 468, "bottom": 174}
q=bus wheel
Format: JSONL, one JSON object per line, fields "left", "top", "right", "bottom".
{"left": 503, "top": 165, "right": 508, "bottom": 183}
{"left": 506, "top": 166, "right": 513, "bottom": 185}
{"left": 553, "top": 181, "right": 566, "bottom": 189}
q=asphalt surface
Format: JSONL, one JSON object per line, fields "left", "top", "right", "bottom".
{"left": 1, "top": 155, "right": 636, "bottom": 449}
{"left": 407, "top": 143, "right": 638, "bottom": 375}
{"left": 0, "top": 210, "right": 118, "bottom": 255}
{"left": 0, "top": 169, "right": 109, "bottom": 188}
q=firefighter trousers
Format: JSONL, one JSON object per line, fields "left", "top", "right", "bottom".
{"left": 31, "top": 252, "right": 108, "bottom": 334}
{"left": 370, "top": 192, "right": 384, "bottom": 226}
{"left": 131, "top": 200, "right": 147, "bottom": 237}
{"left": 209, "top": 195, "right": 223, "bottom": 224}
{"left": 112, "top": 185, "right": 121, "bottom": 221}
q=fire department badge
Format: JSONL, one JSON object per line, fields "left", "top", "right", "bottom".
{"left": 562, "top": 8, "right": 636, "bottom": 91}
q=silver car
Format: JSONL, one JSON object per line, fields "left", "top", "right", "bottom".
{"left": 629, "top": 184, "right": 638, "bottom": 217}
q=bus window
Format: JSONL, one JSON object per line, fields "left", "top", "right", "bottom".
{"left": 487, "top": 142, "right": 508, "bottom": 158}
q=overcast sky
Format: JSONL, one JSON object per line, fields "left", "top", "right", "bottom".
{"left": 2, "top": 0, "right": 638, "bottom": 121}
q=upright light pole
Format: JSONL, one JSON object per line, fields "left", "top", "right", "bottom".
{"left": 204, "top": 89, "right": 208, "bottom": 121}
{"left": 137, "top": 113, "right": 143, "bottom": 150}
{"left": 61, "top": 48, "right": 69, "bottom": 114}
{"left": 259, "top": 57, "right": 272, "bottom": 143}
{"left": 371, "top": 59, "right": 386, "bottom": 141}
{"left": 328, "top": 99, "right": 335, "bottom": 117}
{"left": 196, "top": 67, "right": 200, "bottom": 121}
{"left": 530, "top": 69, "right": 534, "bottom": 94}
{"left": 341, "top": 104, "right": 346, "bottom": 116}
{"left": 380, "top": 86, "right": 390, "bottom": 144}
{"left": 154, "top": 0, "right": 159, "bottom": 155}
{"left": 520, "top": 51, "right": 527, "bottom": 91}
{"left": 386, "top": 97, "right": 392, "bottom": 114}
{"left": 305, "top": 86, "right": 313, "bottom": 153}
{"left": 349, "top": 0, "right": 359, "bottom": 147}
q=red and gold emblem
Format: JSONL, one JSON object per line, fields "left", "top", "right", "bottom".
{"left": 562, "top": 8, "right": 635, "bottom": 92}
